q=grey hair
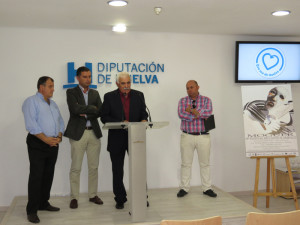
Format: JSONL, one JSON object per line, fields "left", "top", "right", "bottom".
{"left": 116, "top": 72, "right": 131, "bottom": 84}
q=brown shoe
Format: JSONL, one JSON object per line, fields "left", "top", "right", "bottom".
{"left": 70, "top": 199, "right": 78, "bottom": 209}
{"left": 89, "top": 196, "right": 103, "bottom": 205}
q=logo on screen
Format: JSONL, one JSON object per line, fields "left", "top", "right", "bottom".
{"left": 255, "top": 48, "right": 285, "bottom": 79}
{"left": 63, "top": 62, "right": 97, "bottom": 89}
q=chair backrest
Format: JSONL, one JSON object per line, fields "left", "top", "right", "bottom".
{"left": 246, "top": 210, "right": 300, "bottom": 225}
{"left": 160, "top": 216, "right": 222, "bottom": 225}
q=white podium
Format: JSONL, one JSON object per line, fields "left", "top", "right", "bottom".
{"left": 103, "top": 121, "right": 169, "bottom": 222}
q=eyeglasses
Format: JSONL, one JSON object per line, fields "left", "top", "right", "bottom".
{"left": 192, "top": 100, "right": 196, "bottom": 109}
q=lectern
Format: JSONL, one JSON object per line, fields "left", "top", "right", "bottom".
{"left": 103, "top": 121, "right": 169, "bottom": 222}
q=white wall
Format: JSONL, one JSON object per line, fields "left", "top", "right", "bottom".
{"left": 1, "top": 27, "right": 300, "bottom": 206}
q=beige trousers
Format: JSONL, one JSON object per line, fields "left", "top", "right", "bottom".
{"left": 180, "top": 132, "right": 211, "bottom": 192}
{"left": 69, "top": 130, "right": 101, "bottom": 200}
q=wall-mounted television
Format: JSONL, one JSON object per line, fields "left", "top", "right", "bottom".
{"left": 235, "top": 41, "right": 300, "bottom": 83}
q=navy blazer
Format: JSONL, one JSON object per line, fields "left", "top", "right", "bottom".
{"left": 101, "top": 89, "right": 148, "bottom": 152}
{"left": 64, "top": 85, "right": 102, "bottom": 141}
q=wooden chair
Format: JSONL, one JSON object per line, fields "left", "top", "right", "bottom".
{"left": 246, "top": 210, "right": 300, "bottom": 225}
{"left": 160, "top": 216, "right": 222, "bottom": 225}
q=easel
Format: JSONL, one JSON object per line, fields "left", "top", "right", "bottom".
{"left": 252, "top": 155, "right": 299, "bottom": 210}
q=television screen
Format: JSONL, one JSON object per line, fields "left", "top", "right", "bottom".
{"left": 235, "top": 41, "right": 300, "bottom": 83}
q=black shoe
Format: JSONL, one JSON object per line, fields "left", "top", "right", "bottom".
{"left": 115, "top": 202, "right": 124, "bottom": 209}
{"left": 147, "top": 201, "right": 149, "bottom": 207}
{"left": 177, "top": 189, "right": 188, "bottom": 198}
{"left": 89, "top": 196, "right": 103, "bottom": 205}
{"left": 40, "top": 205, "right": 60, "bottom": 211}
{"left": 203, "top": 189, "right": 217, "bottom": 197}
{"left": 27, "top": 214, "right": 40, "bottom": 223}
{"left": 70, "top": 199, "right": 78, "bottom": 209}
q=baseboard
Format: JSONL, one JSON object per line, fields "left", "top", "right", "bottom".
{"left": 0, "top": 206, "right": 8, "bottom": 212}
{"left": 229, "top": 189, "right": 269, "bottom": 196}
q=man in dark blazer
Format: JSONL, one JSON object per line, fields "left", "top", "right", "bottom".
{"left": 64, "top": 66, "right": 103, "bottom": 209}
{"left": 101, "top": 72, "right": 148, "bottom": 209}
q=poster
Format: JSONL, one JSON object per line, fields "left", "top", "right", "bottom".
{"left": 241, "top": 84, "right": 298, "bottom": 157}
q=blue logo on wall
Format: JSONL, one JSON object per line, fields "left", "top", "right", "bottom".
{"left": 255, "top": 48, "right": 285, "bottom": 79}
{"left": 63, "top": 61, "right": 164, "bottom": 88}
{"left": 63, "top": 62, "right": 97, "bottom": 89}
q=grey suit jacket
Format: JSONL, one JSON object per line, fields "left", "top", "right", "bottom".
{"left": 64, "top": 85, "right": 102, "bottom": 141}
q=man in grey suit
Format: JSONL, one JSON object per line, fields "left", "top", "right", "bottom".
{"left": 64, "top": 66, "right": 103, "bottom": 209}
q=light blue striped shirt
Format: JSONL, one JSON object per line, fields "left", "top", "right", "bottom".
{"left": 22, "top": 92, "right": 65, "bottom": 137}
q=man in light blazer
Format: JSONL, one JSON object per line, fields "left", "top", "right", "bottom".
{"left": 101, "top": 72, "right": 148, "bottom": 209}
{"left": 64, "top": 66, "right": 103, "bottom": 209}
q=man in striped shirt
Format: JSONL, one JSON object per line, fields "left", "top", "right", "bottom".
{"left": 177, "top": 80, "right": 217, "bottom": 198}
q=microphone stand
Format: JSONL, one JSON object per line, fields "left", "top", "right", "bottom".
{"left": 139, "top": 93, "right": 153, "bottom": 128}
{"left": 146, "top": 106, "right": 153, "bottom": 128}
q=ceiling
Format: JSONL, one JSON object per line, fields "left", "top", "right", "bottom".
{"left": 0, "top": 0, "right": 300, "bottom": 36}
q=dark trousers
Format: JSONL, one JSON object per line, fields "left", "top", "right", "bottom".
{"left": 110, "top": 148, "right": 128, "bottom": 204}
{"left": 26, "top": 134, "right": 58, "bottom": 215}
{"left": 109, "top": 130, "right": 128, "bottom": 204}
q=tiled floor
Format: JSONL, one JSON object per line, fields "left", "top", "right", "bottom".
{"left": 231, "top": 191, "right": 298, "bottom": 213}
{"left": 1, "top": 187, "right": 298, "bottom": 225}
{"left": 0, "top": 210, "right": 7, "bottom": 224}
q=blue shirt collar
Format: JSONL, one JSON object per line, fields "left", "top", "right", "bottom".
{"left": 79, "top": 85, "right": 89, "bottom": 94}
{"left": 36, "top": 92, "right": 51, "bottom": 102}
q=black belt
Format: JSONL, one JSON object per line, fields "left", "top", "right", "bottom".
{"left": 183, "top": 131, "right": 209, "bottom": 135}
{"left": 85, "top": 127, "right": 93, "bottom": 130}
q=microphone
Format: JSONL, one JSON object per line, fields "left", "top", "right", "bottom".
{"left": 192, "top": 100, "right": 196, "bottom": 109}
{"left": 138, "top": 92, "right": 153, "bottom": 128}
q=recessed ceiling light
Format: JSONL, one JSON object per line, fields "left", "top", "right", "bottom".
{"left": 112, "top": 24, "right": 127, "bottom": 32}
{"left": 272, "top": 10, "right": 290, "bottom": 16}
{"left": 154, "top": 7, "right": 162, "bottom": 15}
{"left": 108, "top": 0, "right": 128, "bottom": 7}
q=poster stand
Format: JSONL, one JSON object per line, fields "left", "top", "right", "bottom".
{"left": 251, "top": 155, "right": 298, "bottom": 210}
